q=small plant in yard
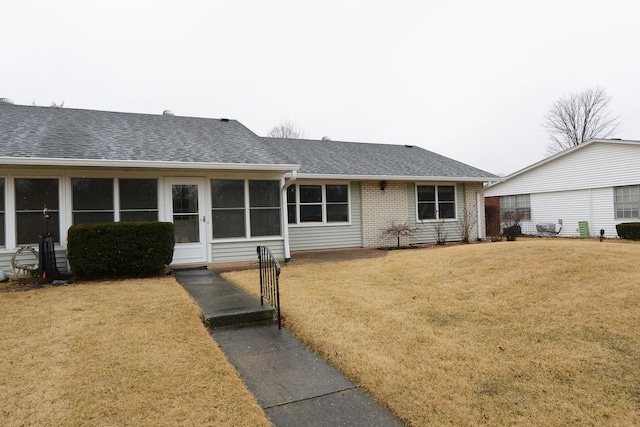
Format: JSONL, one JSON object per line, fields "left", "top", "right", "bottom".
{"left": 431, "top": 218, "right": 448, "bottom": 245}
{"left": 501, "top": 211, "right": 522, "bottom": 241}
{"left": 381, "top": 221, "right": 419, "bottom": 248}
{"left": 456, "top": 206, "right": 477, "bottom": 244}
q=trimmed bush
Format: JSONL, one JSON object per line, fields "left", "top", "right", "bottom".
{"left": 616, "top": 222, "right": 640, "bottom": 241}
{"left": 68, "top": 222, "right": 175, "bottom": 278}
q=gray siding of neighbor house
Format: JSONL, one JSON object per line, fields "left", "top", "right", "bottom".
{"left": 408, "top": 183, "right": 466, "bottom": 244}
{"left": 0, "top": 248, "right": 68, "bottom": 276}
{"left": 288, "top": 183, "right": 363, "bottom": 251}
{"left": 211, "top": 239, "right": 286, "bottom": 264}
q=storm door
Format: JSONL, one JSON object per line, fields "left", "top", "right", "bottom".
{"left": 167, "top": 178, "right": 208, "bottom": 264}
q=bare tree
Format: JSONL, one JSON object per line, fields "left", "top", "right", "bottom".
{"left": 267, "top": 119, "right": 304, "bottom": 139}
{"left": 543, "top": 87, "right": 619, "bottom": 156}
{"left": 456, "top": 205, "right": 477, "bottom": 244}
{"left": 381, "top": 221, "right": 419, "bottom": 248}
{"left": 431, "top": 219, "right": 449, "bottom": 245}
{"left": 50, "top": 101, "right": 65, "bottom": 108}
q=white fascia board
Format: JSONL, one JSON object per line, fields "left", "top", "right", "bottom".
{"left": 0, "top": 157, "right": 300, "bottom": 172}
{"left": 293, "top": 173, "right": 501, "bottom": 183}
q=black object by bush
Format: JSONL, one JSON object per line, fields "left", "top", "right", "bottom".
{"left": 68, "top": 222, "right": 175, "bottom": 278}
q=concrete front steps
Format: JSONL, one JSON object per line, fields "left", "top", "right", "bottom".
{"left": 174, "top": 268, "right": 274, "bottom": 328}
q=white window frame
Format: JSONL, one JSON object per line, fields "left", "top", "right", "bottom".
{"left": 614, "top": 185, "right": 640, "bottom": 220}
{"left": 211, "top": 178, "right": 283, "bottom": 241}
{"left": 415, "top": 183, "right": 458, "bottom": 222}
{"left": 499, "top": 194, "right": 531, "bottom": 221}
{"left": 287, "top": 182, "right": 351, "bottom": 227}
{"left": 13, "top": 176, "right": 62, "bottom": 247}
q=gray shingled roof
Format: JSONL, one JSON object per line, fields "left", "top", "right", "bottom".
{"left": 261, "top": 137, "right": 496, "bottom": 179}
{"left": 1, "top": 103, "right": 496, "bottom": 179}
{"left": 0, "top": 104, "right": 287, "bottom": 166}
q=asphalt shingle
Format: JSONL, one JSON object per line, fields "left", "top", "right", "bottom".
{"left": 0, "top": 104, "right": 286, "bottom": 165}
{"left": 1, "top": 103, "right": 496, "bottom": 179}
{"left": 261, "top": 137, "right": 496, "bottom": 179}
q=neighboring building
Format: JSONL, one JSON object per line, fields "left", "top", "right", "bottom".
{"left": 484, "top": 138, "right": 640, "bottom": 238}
{"left": 0, "top": 102, "right": 496, "bottom": 271}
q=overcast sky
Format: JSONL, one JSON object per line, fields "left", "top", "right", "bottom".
{"left": 3, "top": 1, "right": 639, "bottom": 175}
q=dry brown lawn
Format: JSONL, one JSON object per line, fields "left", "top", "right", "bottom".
{"left": 224, "top": 239, "right": 640, "bottom": 426}
{"left": 0, "top": 277, "right": 270, "bottom": 427}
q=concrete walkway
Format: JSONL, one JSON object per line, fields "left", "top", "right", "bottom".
{"left": 175, "top": 268, "right": 404, "bottom": 427}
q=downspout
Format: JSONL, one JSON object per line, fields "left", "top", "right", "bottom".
{"left": 281, "top": 170, "right": 297, "bottom": 262}
{"left": 476, "top": 191, "right": 483, "bottom": 241}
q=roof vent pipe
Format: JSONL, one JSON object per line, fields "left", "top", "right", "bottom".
{"left": 162, "top": 110, "right": 175, "bottom": 116}
{"left": 321, "top": 136, "right": 331, "bottom": 141}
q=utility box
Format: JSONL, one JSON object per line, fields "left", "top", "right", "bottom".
{"left": 578, "top": 221, "right": 590, "bottom": 238}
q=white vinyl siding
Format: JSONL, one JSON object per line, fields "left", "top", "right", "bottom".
{"left": 484, "top": 141, "right": 640, "bottom": 238}
{"left": 288, "top": 182, "right": 362, "bottom": 251}
{"left": 519, "top": 188, "right": 616, "bottom": 237}
{"left": 485, "top": 142, "right": 640, "bottom": 197}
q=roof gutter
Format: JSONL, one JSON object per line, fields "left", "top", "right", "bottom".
{"left": 289, "top": 173, "right": 502, "bottom": 182}
{"left": 0, "top": 157, "right": 301, "bottom": 172}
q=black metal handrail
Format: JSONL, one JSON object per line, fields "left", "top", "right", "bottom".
{"left": 257, "top": 246, "right": 281, "bottom": 329}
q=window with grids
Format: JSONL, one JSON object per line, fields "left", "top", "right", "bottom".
{"left": 499, "top": 194, "right": 531, "bottom": 220}
{"left": 15, "top": 178, "right": 60, "bottom": 244}
{"left": 417, "top": 185, "right": 456, "bottom": 220}
{"left": 72, "top": 178, "right": 114, "bottom": 224}
{"left": 287, "top": 184, "right": 349, "bottom": 224}
{"left": 614, "top": 185, "right": 640, "bottom": 219}
{"left": 120, "top": 179, "right": 158, "bottom": 222}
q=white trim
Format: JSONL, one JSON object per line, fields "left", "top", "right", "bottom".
{"left": 166, "top": 177, "right": 209, "bottom": 264}
{"left": 294, "top": 173, "right": 496, "bottom": 182}
{"left": 0, "top": 157, "right": 300, "bottom": 172}
{"left": 476, "top": 191, "right": 482, "bottom": 240}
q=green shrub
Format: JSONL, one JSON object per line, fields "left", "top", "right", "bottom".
{"left": 68, "top": 222, "right": 175, "bottom": 278}
{"left": 616, "top": 222, "right": 640, "bottom": 240}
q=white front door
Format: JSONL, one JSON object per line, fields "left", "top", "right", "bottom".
{"left": 167, "top": 178, "right": 208, "bottom": 264}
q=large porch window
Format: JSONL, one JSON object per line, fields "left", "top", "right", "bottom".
{"left": 211, "top": 179, "right": 281, "bottom": 239}
{"left": 72, "top": 178, "right": 160, "bottom": 224}
{"left": 72, "top": 178, "right": 114, "bottom": 224}
{"left": 120, "top": 179, "right": 159, "bottom": 221}
{"left": 15, "top": 178, "right": 60, "bottom": 244}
